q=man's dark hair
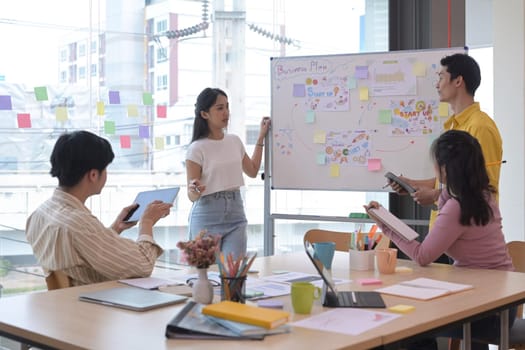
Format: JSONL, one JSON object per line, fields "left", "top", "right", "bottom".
{"left": 50, "top": 131, "right": 114, "bottom": 187}
{"left": 440, "top": 53, "right": 481, "bottom": 96}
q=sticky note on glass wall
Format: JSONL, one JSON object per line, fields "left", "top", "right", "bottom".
{"left": 378, "top": 109, "right": 392, "bottom": 124}
{"left": 293, "top": 84, "right": 306, "bottom": 97}
{"left": 120, "top": 135, "right": 131, "bottom": 149}
{"left": 0, "top": 95, "right": 13, "bottom": 110}
{"left": 55, "top": 107, "right": 68, "bottom": 121}
{"left": 142, "top": 92, "right": 153, "bottom": 105}
{"left": 330, "top": 164, "right": 340, "bottom": 177}
{"left": 157, "top": 105, "right": 167, "bottom": 118}
{"left": 359, "top": 87, "right": 369, "bottom": 101}
{"left": 438, "top": 102, "right": 449, "bottom": 116}
{"left": 139, "top": 125, "right": 150, "bottom": 138}
{"left": 313, "top": 130, "right": 326, "bottom": 144}
{"left": 109, "top": 90, "right": 120, "bottom": 104}
{"left": 17, "top": 113, "right": 31, "bottom": 128}
{"left": 97, "top": 101, "right": 105, "bottom": 116}
{"left": 34, "top": 86, "right": 49, "bottom": 101}
{"left": 367, "top": 158, "right": 382, "bottom": 172}
{"left": 155, "top": 137, "right": 165, "bottom": 150}
{"left": 104, "top": 120, "right": 116, "bottom": 135}
{"left": 355, "top": 66, "right": 369, "bottom": 79}
{"left": 305, "top": 110, "right": 315, "bottom": 124}
{"left": 127, "top": 104, "right": 139, "bottom": 117}
{"left": 412, "top": 62, "right": 427, "bottom": 77}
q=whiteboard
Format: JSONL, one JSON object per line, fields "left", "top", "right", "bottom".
{"left": 270, "top": 48, "right": 466, "bottom": 191}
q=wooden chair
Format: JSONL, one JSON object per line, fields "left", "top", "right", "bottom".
{"left": 45, "top": 270, "right": 71, "bottom": 290}
{"left": 449, "top": 241, "right": 525, "bottom": 350}
{"left": 303, "top": 228, "right": 390, "bottom": 251}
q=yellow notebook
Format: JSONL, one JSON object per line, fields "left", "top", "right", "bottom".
{"left": 201, "top": 301, "right": 290, "bottom": 329}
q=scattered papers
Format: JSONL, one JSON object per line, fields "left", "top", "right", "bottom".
{"left": 118, "top": 277, "right": 184, "bottom": 290}
{"left": 292, "top": 308, "right": 400, "bottom": 335}
{"left": 261, "top": 271, "right": 350, "bottom": 289}
{"left": 376, "top": 278, "right": 473, "bottom": 300}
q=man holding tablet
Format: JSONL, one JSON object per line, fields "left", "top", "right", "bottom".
{"left": 26, "top": 131, "right": 173, "bottom": 286}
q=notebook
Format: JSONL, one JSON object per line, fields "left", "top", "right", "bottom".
{"left": 78, "top": 286, "right": 187, "bottom": 311}
{"left": 201, "top": 301, "right": 290, "bottom": 329}
{"left": 123, "top": 187, "right": 180, "bottom": 223}
{"left": 304, "top": 240, "right": 386, "bottom": 308}
{"left": 375, "top": 278, "right": 473, "bottom": 301}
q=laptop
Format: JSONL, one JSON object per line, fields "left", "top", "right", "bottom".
{"left": 304, "top": 240, "right": 385, "bottom": 308}
{"left": 123, "top": 187, "right": 180, "bottom": 223}
{"left": 78, "top": 287, "right": 187, "bottom": 311}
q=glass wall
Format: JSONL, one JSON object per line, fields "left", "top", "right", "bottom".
{"left": 0, "top": 0, "right": 389, "bottom": 304}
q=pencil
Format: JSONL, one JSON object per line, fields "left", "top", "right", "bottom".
{"left": 486, "top": 160, "right": 507, "bottom": 167}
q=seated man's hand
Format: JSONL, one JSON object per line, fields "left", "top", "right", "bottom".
{"left": 141, "top": 200, "right": 173, "bottom": 225}
{"left": 111, "top": 204, "right": 139, "bottom": 234}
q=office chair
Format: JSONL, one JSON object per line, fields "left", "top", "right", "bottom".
{"left": 45, "top": 270, "right": 71, "bottom": 290}
{"left": 449, "top": 241, "right": 525, "bottom": 350}
{"left": 303, "top": 228, "right": 390, "bottom": 252}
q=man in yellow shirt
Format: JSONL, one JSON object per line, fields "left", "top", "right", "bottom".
{"left": 390, "top": 53, "right": 503, "bottom": 228}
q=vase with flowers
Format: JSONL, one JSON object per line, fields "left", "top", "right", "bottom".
{"left": 177, "top": 231, "right": 220, "bottom": 304}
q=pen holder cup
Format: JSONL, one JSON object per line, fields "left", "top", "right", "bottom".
{"left": 220, "top": 275, "right": 247, "bottom": 303}
{"left": 349, "top": 249, "right": 375, "bottom": 271}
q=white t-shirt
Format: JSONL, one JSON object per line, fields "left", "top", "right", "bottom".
{"left": 186, "top": 134, "right": 246, "bottom": 195}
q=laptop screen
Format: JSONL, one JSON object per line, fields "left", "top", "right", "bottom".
{"left": 304, "top": 240, "right": 338, "bottom": 295}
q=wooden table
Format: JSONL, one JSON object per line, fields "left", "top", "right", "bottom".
{"left": 0, "top": 252, "right": 524, "bottom": 350}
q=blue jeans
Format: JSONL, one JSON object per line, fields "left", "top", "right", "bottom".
{"left": 188, "top": 190, "right": 248, "bottom": 259}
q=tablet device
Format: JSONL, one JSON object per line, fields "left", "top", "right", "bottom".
{"left": 79, "top": 287, "right": 187, "bottom": 311}
{"left": 123, "top": 187, "right": 180, "bottom": 223}
{"left": 384, "top": 172, "right": 416, "bottom": 194}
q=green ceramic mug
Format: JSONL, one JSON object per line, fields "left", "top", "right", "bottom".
{"left": 291, "top": 281, "right": 321, "bottom": 314}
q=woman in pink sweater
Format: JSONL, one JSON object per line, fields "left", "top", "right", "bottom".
{"left": 366, "top": 130, "right": 515, "bottom": 350}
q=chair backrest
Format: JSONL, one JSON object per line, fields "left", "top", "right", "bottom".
{"left": 45, "top": 270, "right": 72, "bottom": 290}
{"left": 303, "top": 228, "right": 390, "bottom": 252}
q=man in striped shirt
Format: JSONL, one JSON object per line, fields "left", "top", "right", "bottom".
{"left": 26, "top": 131, "right": 173, "bottom": 286}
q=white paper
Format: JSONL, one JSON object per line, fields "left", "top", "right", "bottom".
{"left": 292, "top": 308, "right": 400, "bottom": 335}
{"left": 376, "top": 278, "right": 472, "bottom": 300}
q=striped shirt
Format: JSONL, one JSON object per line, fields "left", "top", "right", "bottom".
{"left": 26, "top": 189, "right": 163, "bottom": 286}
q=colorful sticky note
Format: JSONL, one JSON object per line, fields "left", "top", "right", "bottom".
{"left": 139, "top": 125, "right": 150, "bottom": 138}
{"left": 157, "top": 105, "right": 167, "bottom": 118}
{"left": 378, "top": 109, "right": 392, "bottom": 124}
{"left": 388, "top": 304, "right": 415, "bottom": 314}
{"left": 17, "top": 113, "right": 31, "bottom": 128}
{"left": 120, "top": 135, "right": 131, "bottom": 149}
{"left": 347, "top": 77, "right": 357, "bottom": 89}
{"left": 438, "top": 102, "right": 449, "bottom": 117}
{"left": 293, "top": 84, "right": 306, "bottom": 97}
{"left": 127, "top": 104, "right": 138, "bottom": 117}
{"left": 313, "top": 130, "right": 326, "bottom": 144}
{"left": 142, "top": 92, "right": 153, "bottom": 105}
{"left": 97, "top": 101, "right": 105, "bottom": 116}
{"left": 305, "top": 110, "right": 315, "bottom": 124}
{"left": 109, "top": 91, "right": 120, "bottom": 104}
{"left": 104, "top": 120, "right": 116, "bottom": 135}
{"left": 0, "top": 95, "right": 12, "bottom": 110}
{"left": 155, "top": 137, "right": 165, "bottom": 150}
{"left": 330, "top": 164, "right": 340, "bottom": 177}
{"left": 359, "top": 87, "right": 369, "bottom": 101}
{"left": 34, "top": 86, "right": 49, "bottom": 101}
{"left": 355, "top": 66, "right": 369, "bottom": 79}
{"left": 316, "top": 151, "right": 326, "bottom": 165}
{"left": 367, "top": 158, "right": 382, "bottom": 172}
{"left": 55, "top": 107, "right": 68, "bottom": 121}
{"left": 412, "top": 62, "right": 427, "bottom": 77}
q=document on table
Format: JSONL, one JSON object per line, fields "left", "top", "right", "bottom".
{"left": 261, "top": 271, "right": 350, "bottom": 288}
{"left": 375, "top": 278, "right": 473, "bottom": 300}
{"left": 244, "top": 279, "right": 291, "bottom": 299}
{"left": 118, "top": 277, "right": 184, "bottom": 290}
{"left": 292, "top": 308, "right": 400, "bottom": 335}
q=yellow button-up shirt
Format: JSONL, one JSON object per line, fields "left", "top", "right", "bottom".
{"left": 429, "top": 102, "right": 503, "bottom": 228}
